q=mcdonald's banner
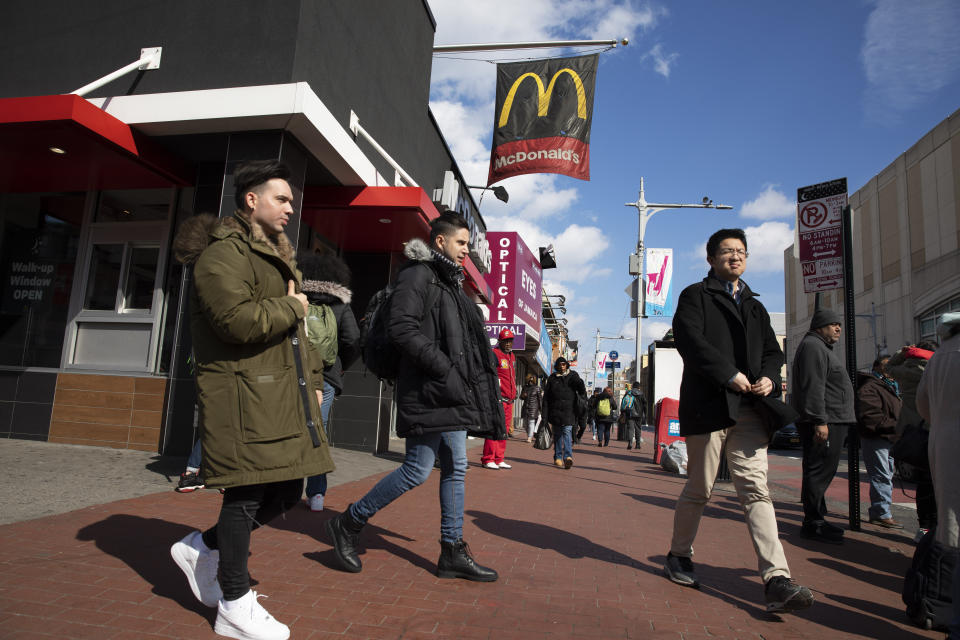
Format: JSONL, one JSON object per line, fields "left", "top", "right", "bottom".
{"left": 487, "top": 54, "right": 598, "bottom": 185}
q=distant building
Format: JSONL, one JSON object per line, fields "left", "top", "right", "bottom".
{"left": 784, "top": 107, "right": 960, "bottom": 377}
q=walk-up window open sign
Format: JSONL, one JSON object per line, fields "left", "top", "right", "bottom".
{"left": 797, "top": 178, "right": 847, "bottom": 294}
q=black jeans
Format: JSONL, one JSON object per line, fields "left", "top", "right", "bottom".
{"left": 201, "top": 478, "right": 303, "bottom": 600}
{"left": 916, "top": 474, "right": 938, "bottom": 529}
{"left": 797, "top": 422, "right": 847, "bottom": 523}
{"left": 596, "top": 421, "right": 614, "bottom": 446}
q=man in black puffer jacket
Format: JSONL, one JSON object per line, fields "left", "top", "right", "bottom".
{"left": 327, "top": 213, "right": 502, "bottom": 582}
{"left": 542, "top": 357, "right": 586, "bottom": 468}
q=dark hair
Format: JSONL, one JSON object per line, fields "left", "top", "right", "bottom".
{"left": 706, "top": 228, "right": 748, "bottom": 257}
{"left": 872, "top": 356, "right": 889, "bottom": 370}
{"left": 297, "top": 250, "right": 351, "bottom": 286}
{"left": 233, "top": 160, "right": 291, "bottom": 210}
{"left": 429, "top": 212, "right": 470, "bottom": 244}
{"left": 916, "top": 341, "right": 937, "bottom": 352}
{"left": 632, "top": 381, "right": 641, "bottom": 389}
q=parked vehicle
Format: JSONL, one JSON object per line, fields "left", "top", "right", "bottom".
{"left": 771, "top": 423, "right": 802, "bottom": 450}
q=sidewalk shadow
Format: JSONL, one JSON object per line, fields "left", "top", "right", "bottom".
{"left": 810, "top": 593, "right": 931, "bottom": 639}
{"left": 267, "top": 507, "right": 434, "bottom": 575}
{"left": 76, "top": 514, "right": 214, "bottom": 621}
{"left": 145, "top": 455, "right": 190, "bottom": 485}
{"left": 808, "top": 557, "right": 904, "bottom": 592}
{"left": 465, "top": 510, "right": 653, "bottom": 573}
{"left": 625, "top": 493, "right": 746, "bottom": 523}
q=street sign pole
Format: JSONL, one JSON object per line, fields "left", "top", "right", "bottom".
{"left": 842, "top": 204, "right": 860, "bottom": 532}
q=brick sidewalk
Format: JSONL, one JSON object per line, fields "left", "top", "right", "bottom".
{"left": 0, "top": 437, "right": 939, "bottom": 639}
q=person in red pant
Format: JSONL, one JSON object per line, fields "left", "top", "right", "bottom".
{"left": 483, "top": 329, "right": 516, "bottom": 469}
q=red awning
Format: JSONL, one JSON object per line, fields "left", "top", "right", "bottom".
{"left": 0, "top": 94, "right": 192, "bottom": 193}
{"left": 302, "top": 185, "right": 493, "bottom": 303}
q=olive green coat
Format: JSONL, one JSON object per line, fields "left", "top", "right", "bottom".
{"left": 174, "top": 212, "right": 334, "bottom": 488}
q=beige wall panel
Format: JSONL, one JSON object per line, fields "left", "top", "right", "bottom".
{"left": 921, "top": 153, "right": 942, "bottom": 260}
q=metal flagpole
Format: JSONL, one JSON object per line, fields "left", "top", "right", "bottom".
{"left": 434, "top": 39, "right": 628, "bottom": 53}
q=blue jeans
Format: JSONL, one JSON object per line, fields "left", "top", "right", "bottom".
{"left": 305, "top": 381, "right": 336, "bottom": 498}
{"left": 597, "top": 421, "right": 613, "bottom": 445}
{"left": 349, "top": 429, "right": 467, "bottom": 542}
{"left": 553, "top": 425, "right": 573, "bottom": 461}
{"left": 186, "top": 438, "right": 202, "bottom": 472}
{"left": 861, "top": 435, "right": 894, "bottom": 520}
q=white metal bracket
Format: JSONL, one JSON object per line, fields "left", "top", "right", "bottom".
{"left": 70, "top": 47, "right": 162, "bottom": 97}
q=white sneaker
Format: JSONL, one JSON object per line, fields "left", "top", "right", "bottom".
{"left": 483, "top": 462, "right": 499, "bottom": 469}
{"left": 170, "top": 530, "right": 222, "bottom": 607}
{"left": 214, "top": 591, "right": 289, "bottom": 640}
{"left": 498, "top": 462, "right": 512, "bottom": 469}
{"left": 308, "top": 494, "right": 325, "bottom": 512}
{"left": 592, "top": 434, "right": 597, "bottom": 441}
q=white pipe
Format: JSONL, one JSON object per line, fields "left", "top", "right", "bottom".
{"left": 71, "top": 48, "right": 161, "bottom": 97}
{"left": 349, "top": 111, "right": 418, "bottom": 187}
{"left": 434, "top": 39, "right": 626, "bottom": 52}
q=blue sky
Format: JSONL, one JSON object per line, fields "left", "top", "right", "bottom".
{"left": 426, "top": 0, "right": 960, "bottom": 376}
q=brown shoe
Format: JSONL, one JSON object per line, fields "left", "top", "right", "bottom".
{"left": 554, "top": 459, "right": 564, "bottom": 468}
{"left": 564, "top": 457, "right": 573, "bottom": 469}
{"left": 869, "top": 517, "right": 904, "bottom": 529}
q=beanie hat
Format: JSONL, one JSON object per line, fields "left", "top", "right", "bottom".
{"left": 810, "top": 308, "right": 842, "bottom": 330}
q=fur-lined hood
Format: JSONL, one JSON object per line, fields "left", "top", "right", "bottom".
{"left": 403, "top": 237, "right": 434, "bottom": 263}
{"left": 173, "top": 211, "right": 296, "bottom": 266}
{"left": 302, "top": 280, "right": 352, "bottom": 305}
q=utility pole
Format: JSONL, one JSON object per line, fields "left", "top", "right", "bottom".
{"left": 593, "top": 329, "right": 625, "bottom": 390}
{"left": 625, "top": 177, "right": 732, "bottom": 383}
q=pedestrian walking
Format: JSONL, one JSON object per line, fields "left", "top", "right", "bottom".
{"left": 664, "top": 228, "right": 813, "bottom": 614}
{"left": 594, "top": 387, "right": 616, "bottom": 447}
{"left": 299, "top": 251, "right": 361, "bottom": 512}
{"left": 542, "top": 357, "right": 586, "bottom": 468}
{"left": 520, "top": 374, "right": 542, "bottom": 443}
{"left": 888, "top": 342, "right": 938, "bottom": 540}
{"left": 620, "top": 381, "right": 646, "bottom": 450}
{"left": 856, "top": 356, "right": 902, "bottom": 529}
{"left": 791, "top": 308, "right": 857, "bottom": 540}
{"left": 326, "top": 213, "right": 502, "bottom": 581}
{"left": 169, "top": 160, "right": 335, "bottom": 640}
{"left": 482, "top": 328, "right": 516, "bottom": 469}
{"left": 588, "top": 387, "right": 601, "bottom": 440}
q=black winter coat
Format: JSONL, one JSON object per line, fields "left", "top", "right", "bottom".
{"left": 388, "top": 238, "right": 505, "bottom": 439}
{"left": 673, "top": 274, "right": 784, "bottom": 436}
{"left": 542, "top": 371, "right": 586, "bottom": 427}
{"left": 304, "top": 282, "right": 360, "bottom": 395}
{"left": 855, "top": 372, "right": 901, "bottom": 441}
{"left": 790, "top": 331, "right": 856, "bottom": 427}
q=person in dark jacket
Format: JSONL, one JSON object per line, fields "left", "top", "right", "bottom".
{"left": 856, "top": 357, "right": 902, "bottom": 528}
{"left": 587, "top": 387, "right": 602, "bottom": 441}
{"left": 664, "top": 228, "right": 813, "bottom": 614}
{"left": 298, "top": 251, "right": 361, "bottom": 512}
{"left": 169, "top": 160, "right": 334, "bottom": 639}
{"left": 791, "top": 308, "right": 857, "bottom": 538}
{"left": 520, "top": 374, "right": 543, "bottom": 443}
{"left": 888, "top": 342, "right": 937, "bottom": 538}
{"left": 594, "top": 387, "right": 617, "bottom": 447}
{"left": 326, "top": 213, "right": 501, "bottom": 582}
{"left": 542, "top": 357, "right": 586, "bottom": 468}
{"left": 620, "top": 382, "right": 646, "bottom": 451}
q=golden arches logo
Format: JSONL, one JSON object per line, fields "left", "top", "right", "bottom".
{"left": 498, "top": 68, "right": 587, "bottom": 129}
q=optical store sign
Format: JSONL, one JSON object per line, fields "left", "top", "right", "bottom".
{"left": 484, "top": 231, "right": 542, "bottom": 330}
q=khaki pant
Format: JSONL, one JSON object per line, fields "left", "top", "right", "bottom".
{"left": 669, "top": 404, "right": 790, "bottom": 583}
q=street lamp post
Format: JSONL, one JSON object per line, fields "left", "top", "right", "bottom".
{"left": 625, "top": 177, "right": 732, "bottom": 383}
{"left": 592, "top": 329, "right": 626, "bottom": 389}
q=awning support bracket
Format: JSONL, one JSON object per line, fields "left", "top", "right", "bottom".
{"left": 70, "top": 47, "right": 162, "bottom": 97}
{"left": 349, "top": 110, "right": 418, "bottom": 187}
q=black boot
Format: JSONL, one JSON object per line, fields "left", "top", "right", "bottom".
{"left": 326, "top": 504, "right": 364, "bottom": 573}
{"left": 437, "top": 539, "right": 498, "bottom": 582}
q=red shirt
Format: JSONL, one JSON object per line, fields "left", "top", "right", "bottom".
{"left": 492, "top": 347, "right": 516, "bottom": 400}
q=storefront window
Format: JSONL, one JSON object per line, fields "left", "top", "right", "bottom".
{"left": 0, "top": 193, "right": 84, "bottom": 368}
{"left": 84, "top": 244, "right": 124, "bottom": 310}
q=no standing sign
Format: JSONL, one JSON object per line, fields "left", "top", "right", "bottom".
{"left": 797, "top": 178, "right": 847, "bottom": 293}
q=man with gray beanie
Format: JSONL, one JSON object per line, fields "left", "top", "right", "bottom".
{"left": 791, "top": 308, "right": 856, "bottom": 543}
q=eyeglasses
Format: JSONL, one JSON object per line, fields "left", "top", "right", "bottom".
{"left": 717, "top": 248, "right": 749, "bottom": 258}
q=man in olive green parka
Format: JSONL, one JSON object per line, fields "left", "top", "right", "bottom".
{"left": 169, "top": 160, "right": 333, "bottom": 640}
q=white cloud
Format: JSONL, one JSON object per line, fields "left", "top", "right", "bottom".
{"left": 620, "top": 318, "right": 671, "bottom": 351}
{"left": 744, "top": 221, "right": 795, "bottom": 274}
{"left": 485, "top": 215, "right": 611, "bottom": 284}
{"left": 645, "top": 43, "right": 678, "bottom": 78}
{"left": 861, "top": 0, "right": 960, "bottom": 122}
{"left": 740, "top": 184, "right": 794, "bottom": 220}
